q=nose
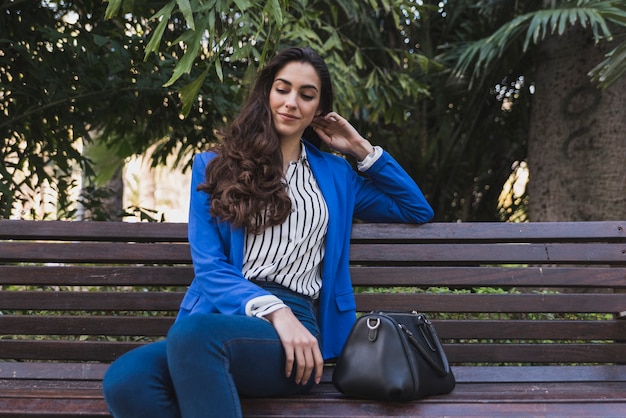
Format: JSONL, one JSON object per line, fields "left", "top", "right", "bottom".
{"left": 285, "top": 92, "right": 298, "bottom": 109}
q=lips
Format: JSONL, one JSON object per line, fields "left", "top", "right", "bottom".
{"left": 278, "top": 112, "right": 299, "bottom": 121}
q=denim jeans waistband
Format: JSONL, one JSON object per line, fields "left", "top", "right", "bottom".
{"left": 250, "top": 280, "right": 314, "bottom": 302}
{"left": 250, "top": 280, "right": 320, "bottom": 339}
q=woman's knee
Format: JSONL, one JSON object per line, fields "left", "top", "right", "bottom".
{"left": 103, "top": 341, "right": 178, "bottom": 417}
{"left": 103, "top": 360, "right": 137, "bottom": 414}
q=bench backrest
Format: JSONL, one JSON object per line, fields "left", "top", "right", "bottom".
{"left": 1, "top": 220, "right": 625, "bottom": 365}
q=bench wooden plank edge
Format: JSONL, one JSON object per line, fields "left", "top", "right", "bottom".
{"left": 2, "top": 363, "right": 625, "bottom": 384}
{"left": 2, "top": 220, "right": 625, "bottom": 243}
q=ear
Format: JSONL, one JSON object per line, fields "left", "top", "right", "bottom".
{"left": 315, "top": 108, "right": 323, "bottom": 116}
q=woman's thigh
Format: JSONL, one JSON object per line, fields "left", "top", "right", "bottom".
{"left": 167, "top": 313, "right": 316, "bottom": 398}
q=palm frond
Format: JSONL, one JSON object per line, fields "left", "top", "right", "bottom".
{"left": 589, "top": 39, "right": 626, "bottom": 87}
{"left": 451, "top": 0, "right": 626, "bottom": 86}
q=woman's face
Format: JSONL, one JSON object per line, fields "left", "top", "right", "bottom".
{"left": 269, "top": 61, "right": 322, "bottom": 144}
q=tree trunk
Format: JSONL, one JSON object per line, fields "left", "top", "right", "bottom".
{"left": 527, "top": 26, "right": 626, "bottom": 221}
{"left": 80, "top": 166, "right": 124, "bottom": 221}
{"left": 100, "top": 166, "right": 124, "bottom": 221}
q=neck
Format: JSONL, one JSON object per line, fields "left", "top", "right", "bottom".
{"left": 281, "top": 137, "right": 302, "bottom": 166}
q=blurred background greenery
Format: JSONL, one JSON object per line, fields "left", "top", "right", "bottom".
{"left": 2, "top": 0, "right": 625, "bottom": 222}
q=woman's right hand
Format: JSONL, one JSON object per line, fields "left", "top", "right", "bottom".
{"left": 265, "top": 307, "right": 323, "bottom": 385}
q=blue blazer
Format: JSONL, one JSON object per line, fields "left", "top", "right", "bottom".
{"left": 177, "top": 140, "right": 433, "bottom": 360}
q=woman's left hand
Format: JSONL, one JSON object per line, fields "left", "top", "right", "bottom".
{"left": 266, "top": 307, "right": 324, "bottom": 386}
{"left": 310, "top": 112, "right": 374, "bottom": 160}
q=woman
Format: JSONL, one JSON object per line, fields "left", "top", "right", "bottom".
{"left": 103, "top": 47, "right": 433, "bottom": 417}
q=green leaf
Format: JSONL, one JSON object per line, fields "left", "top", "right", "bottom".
{"left": 354, "top": 49, "right": 364, "bottom": 69}
{"left": 589, "top": 40, "right": 626, "bottom": 87}
{"left": 163, "top": 17, "right": 206, "bottom": 87}
{"left": 577, "top": 9, "right": 588, "bottom": 28}
{"left": 176, "top": 0, "right": 195, "bottom": 31}
{"left": 163, "top": 37, "right": 201, "bottom": 86}
{"left": 322, "top": 32, "right": 341, "bottom": 52}
{"left": 232, "top": 0, "right": 251, "bottom": 12}
{"left": 264, "top": 0, "right": 284, "bottom": 25}
{"left": 144, "top": 2, "right": 176, "bottom": 60}
{"left": 208, "top": 9, "right": 216, "bottom": 33}
{"left": 104, "top": 0, "right": 123, "bottom": 19}
{"left": 568, "top": 8, "right": 578, "bottom": 26}
{"left": 215, "top": 57, "right": 223, "bottom": 82}
{"left": 179, "top": 67, "right": 209, "bottom": 117}
{"left": 558, "top": 10, "right": 569, "bottom": 34}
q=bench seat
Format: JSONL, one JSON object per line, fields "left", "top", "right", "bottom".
{"left": 1, "top": 220, "right": 625, "bottom": 417}
{"left": 2, "top": 365, "right": 626, "bottom": 417}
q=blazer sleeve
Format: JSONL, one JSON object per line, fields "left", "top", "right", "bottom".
{"left": 185, "top": 153, "right": 273, "bottom": 316}
{"left": 352, "top": 149, "right": 434, "bottom": 223}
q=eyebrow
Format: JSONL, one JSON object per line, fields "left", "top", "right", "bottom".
{"left": 274, "top": 78, "right": 319, "bottom": 91}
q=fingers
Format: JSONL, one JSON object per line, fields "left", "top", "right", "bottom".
{"left": 285, "top": 333, "right": 323, "bottom": 385}
{"left": 292, "top": 342, "right": 313, "bottom": 384}
{"left": 311, "top": 112, "right": 342, "bottom": 130}
{"left": 266, "top": 307, "right": 323, "bottom": 386}
{"left": 283, "top": 345, "right": 295, "bottom": 380}
{"left": 313, "top": 344, "right": 324, "bottom": 384}
{"left": 310, "top": 114, "right": 351, "bottom": 152}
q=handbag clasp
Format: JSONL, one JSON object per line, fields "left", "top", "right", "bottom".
{"left": 367, "top": 317, "right": 380, "bottom": 341}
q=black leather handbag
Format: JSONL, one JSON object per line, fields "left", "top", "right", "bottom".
{"left": 332, "top": 311, "right": 456, "bottom": 401}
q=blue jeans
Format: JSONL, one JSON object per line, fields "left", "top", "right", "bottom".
{"left": 103, "top": 282, "right": 321, "bottom": 418}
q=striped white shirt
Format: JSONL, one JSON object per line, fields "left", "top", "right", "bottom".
{"left": 243, "top": 145, "right": 328, "bottom": 317}
{"left": 243, "top": 144, "right": 383, "bottom": 318}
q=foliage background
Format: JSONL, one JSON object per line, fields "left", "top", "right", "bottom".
{"left": 2, "top": 0, "right": 624, "bottom": 222}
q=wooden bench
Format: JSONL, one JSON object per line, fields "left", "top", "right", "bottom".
{"left": 1, "top": 219, "right": 625, "bottom": 417}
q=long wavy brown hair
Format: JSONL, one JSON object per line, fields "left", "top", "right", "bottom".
{"left": 198, "top": 47, "right": 334, "bottom": 234}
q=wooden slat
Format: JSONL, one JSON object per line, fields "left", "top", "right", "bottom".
{"left": 0, "top": 220, "right": 188, "bottom": 242}
{"left": 3, "top": 337, "right": 623, "bottom": 365}
{"left": 0, "top": 242, "right": 191, "bottom": 263}
{"left": 0, "top": 363, "right": 109, "bottom": 381}
{"left": 434, "top": 320, "right": 626, "bottom": 340}
{"left": 0, "top": 383, "right": 625, "bottom": 418}
{"left": 0, "top": 291, "right": 184, "bottom": 311}
{"left": 452, "top": 365, "right": 626, "bottom": 383}
{"left": 0, "top": 265, "right": 194, "bottom": 286}
{"left": 5, "top": 220, "right": 623, "bottom": 243}
{"left": 350, "top": 243, "right": 626, "bottom": 264}
{"left": 0, "top": 340, "right": 146, "bottom": 362}
{"left": 445, "top": 343, "right": 626, "bottom": 363}
{"left": 2, "top": 265, "right": 624, "bottom": 289}
{"left": 349, "top": 266, "right": 626, "bottom": 288}
{"left": 3, "top": 363, "right": 625, "bottom": 384}
{"left": 0, "top": 339, "right": 622, "bottom": 364}
{"left": 2, "top": 265, "right": 624, "bottom": 288}
{"left": 0, "top": 315, "right": 175, "bottom": 336}
{"left": 2, "top": 292, "right": 622, "bottom": 313}
{"left": 1, "top": 366, "right": 625, "bottom": 417}
{"left": 354, "top": 293, "right": 626, "bottom": 313}
{"left": 1, "top": 381, "right": 625, "bottom": 417}
{"left": 240, "top": 386, "right": 626, "bottom": 417}
{"left": 1, "top": 317, "right": 622, "bottom": 340}
{"left": 349, "top": 221, "right": 626, "bottom": 242}
{"left": 0, "top": 397, "right": 109, "bottom": 417}
{"left": 2, "top": 292, "right": 622, "bottom": 314}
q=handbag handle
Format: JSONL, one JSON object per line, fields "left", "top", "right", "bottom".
{"left": 398, "top": 321, "right": 451, "bottom": 377}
